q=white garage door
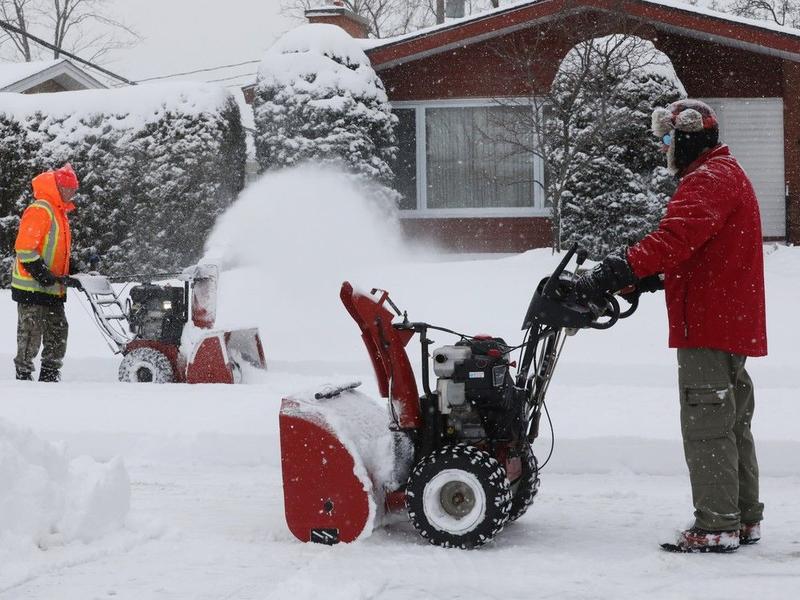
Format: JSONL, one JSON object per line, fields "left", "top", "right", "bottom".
{"left": 703, "top": 98, "right": 785, "bottom": 238}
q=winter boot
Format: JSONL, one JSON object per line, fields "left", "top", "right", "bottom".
{"left": 661, "top": 527, "right": 740, "bottom": 553}
{"left": 16, "top": 367, "right": 33, "bottom": 381}
{"left": 38, "top": 368, "right": 61, "bottom": 383}
{"left": 740, "top": 522, "right": 761, "bottom": 545}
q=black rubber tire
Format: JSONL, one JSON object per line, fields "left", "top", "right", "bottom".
{"left": 118, "top": 348, "right": 174, "bottom": 383}
{"left": 406, "top": 444, "right": 512, "bottom": 549}
{"left": 507, "top": 444, "right": 540, "bottom": 523}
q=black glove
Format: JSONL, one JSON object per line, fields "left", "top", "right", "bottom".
{"left": 637, "top": 273, "right": 664, "bottom": 293}
{"left": 59, "top": 275, "right": 83, "bottom": 290}
{"left": 574, "top": 252, "right": 637, "bottom": 301}
{"left": 24, "top": 258, "right": 57, "bottom": 287}
{"left": 616, "top": 273, "right": 665, "bottom": 306}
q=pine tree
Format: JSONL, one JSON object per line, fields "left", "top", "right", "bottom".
{"left": 548, "top": 38, "right": 684, "bottom": 259}
{"left": 253, "top": 24, "right": 398, "bottom": 185}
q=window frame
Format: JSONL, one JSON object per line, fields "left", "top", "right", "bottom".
{"left": 392, "top": 98, "right": 549, "bottom": 219}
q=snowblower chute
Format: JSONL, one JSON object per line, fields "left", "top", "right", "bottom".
{"left": 280, "top": 245, "right": 639, "bottom": 547}
{"left": 74, "top": 264, "right": 266, "bottom": 383}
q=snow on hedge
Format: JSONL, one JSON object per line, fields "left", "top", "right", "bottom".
{"left": 0, "top": 81, "right": 231, "bottom": 131}
{"left": 0, "top": 82, "right": 246, "bottom": 284}
{"left": 0, "top": 418, "right": 130, "bottom": 562}
{"left": 253, "top": 24, "right": 397, "bottom": 183}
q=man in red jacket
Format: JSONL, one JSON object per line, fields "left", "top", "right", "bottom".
{"left": 576, "top": 99, "right": 767, "bottom": 553}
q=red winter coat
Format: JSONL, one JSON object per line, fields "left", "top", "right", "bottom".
{"left": 626, "top": 145, "right": 767, "bottom": 357}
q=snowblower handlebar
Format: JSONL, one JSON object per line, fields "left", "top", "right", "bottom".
{"left": 523, "top": 244, "right": 639, "bottom": 331}
{"left": 542, "top": 243, "right": 578, "bottom": 299}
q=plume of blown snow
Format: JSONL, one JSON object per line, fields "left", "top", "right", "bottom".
{"left": 203, "top": 164, "right": 419, "bottom": 362}
{"left": 205, "top": 164, "right": 407, "bottom": 271}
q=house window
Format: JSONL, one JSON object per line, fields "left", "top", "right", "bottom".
{"left": 392, "top": 101, "right": 545, "bottom": 216}
{"left": 393, "top": 108, "right": 417, "bottom": 210}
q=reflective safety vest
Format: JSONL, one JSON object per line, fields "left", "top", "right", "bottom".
{"left": 12, "top": 171, "right": 74, "bottom": 298}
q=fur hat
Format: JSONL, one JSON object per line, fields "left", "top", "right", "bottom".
{"left": 651, "top": 99, "right": 718, "bottom": 137}
{"left": 652, "top": 100, "right": 719, "bottom": 175}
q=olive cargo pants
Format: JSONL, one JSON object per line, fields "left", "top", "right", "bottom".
{"left": 14, "top": 302, "right": 69, "bottom": 374}
{"left": 678, "top": 348, "right": 764, "bottom": 531}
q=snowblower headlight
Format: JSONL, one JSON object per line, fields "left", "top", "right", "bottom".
{"left": 162, "top": 300, "right": 173, "bottom": 310}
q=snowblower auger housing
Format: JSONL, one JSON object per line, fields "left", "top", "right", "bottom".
{"left": 74, "top": 264, "right": 266, "bottom": 384}
{"left": 279, "top": 244, "right": 637, "bottom": 548}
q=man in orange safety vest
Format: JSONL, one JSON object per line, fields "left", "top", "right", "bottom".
{"left": 11, "top": 164, "right": 82, "bottom": 382}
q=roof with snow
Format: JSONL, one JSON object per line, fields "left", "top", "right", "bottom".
{"left": 0, "top": 58, "right": 107, "bottom": 93}
{"left": 362, "top": 0, "right": 800, "bottom": 68}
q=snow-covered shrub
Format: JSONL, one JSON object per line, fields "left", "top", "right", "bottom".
{"left": 253, "top": 24, "right": 398, "bottom": 185}
{"left": 548, "top": 37, "right": 684, "bottom": 258}
{"left": 0, "top": 114, "right": 38, "bottom": 287}
{"left": 0, "top": 83, "right": 246, "bottom": 283}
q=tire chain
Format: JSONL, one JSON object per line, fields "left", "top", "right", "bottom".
{"left": 406, "top": 444, "right": 513, "bottom": 549}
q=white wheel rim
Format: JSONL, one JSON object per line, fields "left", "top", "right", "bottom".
{"left": 422, "top": 469, "right": 487, "bottom": 534}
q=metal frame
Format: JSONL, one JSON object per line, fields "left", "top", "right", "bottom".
{"left": 73, "top": 274, "right": 133, "bottom": 354}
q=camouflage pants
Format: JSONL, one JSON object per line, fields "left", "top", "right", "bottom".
{"left": 678, "top": 348, "right": 764, "bottom": 531}
{"left": 14, "top": 302, "right": 69, "bottom": 374}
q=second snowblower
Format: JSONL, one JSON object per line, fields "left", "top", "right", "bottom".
{"left": 279, "top": 245, "right": 637, "bottom": 548}
{"left": 74, "top": 264, "right": 266, "bottom": 384}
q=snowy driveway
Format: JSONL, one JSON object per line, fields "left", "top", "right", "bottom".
{"left": 1, "top": 246, "right": 798, "bottom": 598}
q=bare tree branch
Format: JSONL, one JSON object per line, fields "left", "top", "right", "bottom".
{"left": 279, "top": 0, "right": 501, "bottom": 37}
{"left": 0, "top": 0, "right": 35, "bottom": 60}
{"left": 727, "top": 0, "right": 800, "bottom": 28}
{"left": 1, "top": 0, "right": 139, "bottom": 63}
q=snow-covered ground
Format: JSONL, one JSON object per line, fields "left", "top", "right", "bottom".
{"left": 1, "top": 169, "right": 798, "bottom": 598}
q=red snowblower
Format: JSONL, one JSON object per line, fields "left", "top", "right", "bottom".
{"left": 73, "top": 264, "right": 266, "bottom": 383}
{"left": 279, "top": 245, "right": 638, "bottom": 548}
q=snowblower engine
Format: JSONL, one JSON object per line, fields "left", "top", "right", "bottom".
{"left": 433, "top": 338, "right": 519, "bottom": 443}
{"left": 127, "top": 283, "right": 188, "bottom": 345}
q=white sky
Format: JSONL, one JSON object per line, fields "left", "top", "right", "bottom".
{"left": 102, "top": 0, "right": 296, "bottom": 88}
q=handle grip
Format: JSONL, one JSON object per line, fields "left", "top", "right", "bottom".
{"left": 542, "top": 243, "right": 578, "bottom": 298}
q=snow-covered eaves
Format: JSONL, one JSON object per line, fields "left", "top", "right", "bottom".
{"left": 362, "top": 0, "right": 800, "bottom": 69}
{"left": 0, "top": 58, "right": 108, "bottom": 93}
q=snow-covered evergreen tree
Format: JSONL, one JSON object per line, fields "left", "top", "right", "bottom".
{"left": 254, "top": 24, "right": 397, "bottom": 185}
{"left": 547, "top": 37, "right": 684, "bottom": 258}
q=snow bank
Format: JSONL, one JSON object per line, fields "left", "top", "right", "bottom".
{"left": 0, "top": 418, "right": 130, "bottom": 562}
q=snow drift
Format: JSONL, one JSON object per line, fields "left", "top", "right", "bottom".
{"left": 0, "top": 418, "right": 130, "bottom": 562}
